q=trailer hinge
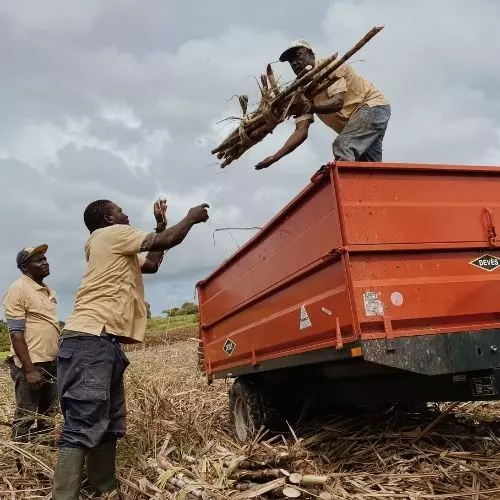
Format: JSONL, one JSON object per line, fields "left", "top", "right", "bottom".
{"left": 383, "top": 316, "right": 395, "bottom": 352}
{"left": 483, "top": 207, "right": 499, "bottom": 247}
{"left": 335, "top": 317, "right": 343, "bottom": 350}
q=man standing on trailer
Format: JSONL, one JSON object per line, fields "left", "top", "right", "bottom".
{"left": 255, "top": 40, "right": 391, "bottom": 170}
{"left": 52, "top": 199, "right": 209, "bottom": 499}
{"left": 3, "top": 245, "right": 60, "bottom": 442}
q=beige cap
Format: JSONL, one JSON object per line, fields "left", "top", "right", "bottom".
{"left": 279, "top": 39, "right": 314, "bottom": 62}
{"left": 16, "top": 244, "right": 48, "bottom": 268}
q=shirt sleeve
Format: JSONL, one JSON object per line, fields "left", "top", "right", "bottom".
{"left": 325, "top": 76, "right": 347, "bottom": 98}
{"left": 3, "top": 287, "right": 26, "bottom": 333}
{"left": 137, "top": 254, "right": 147, "bottom": 268}
{"left": 295, "top": 114, "right": 314, "bottom": 125}
{"left": 111, "top": 225, "right": 150, "bottom": 256}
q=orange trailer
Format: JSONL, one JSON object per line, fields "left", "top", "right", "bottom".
{"left": 197, "top": 162, "right": 500, "bottom": 440}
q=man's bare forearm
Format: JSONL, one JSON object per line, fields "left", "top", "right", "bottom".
{"left": 273, "top": 128, "right": 308, "bottom": 161}
{"left": 11, "top": 332, "right": 35, "bottom": 372}
{"left": 141, "top": 250, "right": 165, "bottom": 274}
{"left": 311, "top": 92, "right": 345, "bottom": 114}
{"left": 149, "top": 216, "right": 195, "bottom": 252}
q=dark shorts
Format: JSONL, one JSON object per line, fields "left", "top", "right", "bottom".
{"left": 333, "top": 104, "right": 391, "bottom": 162}
{"left": 57, "top": 334, "right": 130, "bottom": 449}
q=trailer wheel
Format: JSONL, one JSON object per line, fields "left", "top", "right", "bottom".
{"left": 229, "top": 378, "right": 275, "bottom": 442}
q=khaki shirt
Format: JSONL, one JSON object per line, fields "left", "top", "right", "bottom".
{"left": 3, "top": 275, "right": 60, "bottom": 368}
{"left": 64, "top": 224, "right": 149, "bottom": 344}
{"left": 297, "top": 59, "right": 388, "bottom": 133}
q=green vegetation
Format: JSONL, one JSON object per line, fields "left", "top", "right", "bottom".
{"left": 162, "top": 302, "right": 199, "bottom": 317}
{"left": 0, "top": 320, "right": 10, "bottom": 353}
{"left": 146, "top": 314, "right": 198, "bottom": 334}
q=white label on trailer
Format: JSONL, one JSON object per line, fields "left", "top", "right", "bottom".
{"left": 300, "top": 305, "right": 312, "bottom": 330}
{"left": 322, "top": 307, "right": 332, "bottom": 316}
{"left": 391, "top": 291, "right": 404, "bottom": 307}
{"left": 363, "top": 291, "right": 384, "bottom": 317}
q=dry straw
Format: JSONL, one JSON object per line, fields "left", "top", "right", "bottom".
{"left": 1, "top": 332, "right": 499, "bottom": 499}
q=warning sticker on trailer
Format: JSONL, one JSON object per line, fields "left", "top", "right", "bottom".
{"left": 363, "top": 291, "right": 384, "bottom": 317}
{"left": 223, "top": 339, "right": 236, "bottom": 356}
{"left": 469, "top": 254, "right": 500, "bottom": 272}
{"left": 470, "top": 376, "right": 497, "bottom": 397}
{"left": 299, "top": 305, "right": 312, "bottom": 330}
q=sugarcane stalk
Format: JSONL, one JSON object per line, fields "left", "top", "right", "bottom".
{"left": 236, "top": 483, "right": 298, "bottom": 499}
{"left": 240, "top": 452, "right": 302, "bottom": 470}
{"left": 231, "top": 469, "right": 281, "bottom": 482}
{"left": 302, "top": 475, "right": 328, "bottom": 486}
{"left": 271, "top": 54, "right": 338, "bottom": 107}
{"left": 211, "top": 129, "right": 240, "bottom": 154}
{"left": 283, "top": 486, "right": 302, "bottom": 498}
{"left": 289, "top": 473, "right": 328, "bottom": 486}
{"left": 149, "top": 460, "right": 213, "bottom": 500}
{"left": 266, "top": 64, "right": 279, "bottom": 97}
{"left": 230, "top": 478, "right": 287, "bottom": 500}
{"left": 308, "top": 25, "right": 384, "bottom": 99}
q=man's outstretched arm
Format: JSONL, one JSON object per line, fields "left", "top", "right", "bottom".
{"left": 255, "top": 119, "right": 312, "bottom": 171}
{"left": 142, "top": 199, "right": 168, "bottom": 274}
{"left": 143, "top": 204, "right": 210, "bottom": 254}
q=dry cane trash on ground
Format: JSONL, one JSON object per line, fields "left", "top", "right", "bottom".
{"left": 1, "top": 334, "right": 500, "bottom": 499}
{"left": 211, "top": 26, "right": 384, "bottom": 168}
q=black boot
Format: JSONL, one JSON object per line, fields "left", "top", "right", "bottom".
{"left": 52, "top": 447, "right": 86, "bottom": 500}
{"left": 87, "top": 439, "right": 119, "bottom": 495}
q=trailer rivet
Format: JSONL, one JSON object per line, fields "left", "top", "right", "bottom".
{"left": 490, "top": 345, "right": 498, "bottom": 353}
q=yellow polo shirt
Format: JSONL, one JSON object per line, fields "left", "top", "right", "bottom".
{"left": 297, "top": 59, "right": 388, "bottom": 133}
{"left": 64, "top": 224, "right": 149, "bottom": 344}
{"left": 3, "top": 275, "right": 60, "bottom": 368}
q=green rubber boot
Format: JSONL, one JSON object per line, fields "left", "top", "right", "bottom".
{"left": 52, "top": 447, "right": 86, "bottom": 500}
{"left": 87, "top": 439, "right": 119, "bottom": 495}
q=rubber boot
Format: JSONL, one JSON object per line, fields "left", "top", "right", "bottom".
{"left": 52, "top": 447, "right": 86, "bottom": 500}
{"left": 87, "top": 439, "right": 119, "bottom": 495}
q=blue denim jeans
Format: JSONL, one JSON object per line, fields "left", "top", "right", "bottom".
{"left": 57, "top": 334, "right": 129, "bottom": 449}
{"left": 333, "top": 104, "right": 391, "bottom": 162}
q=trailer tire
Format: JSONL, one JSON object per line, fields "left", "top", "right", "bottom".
{"left": 229, "top": 377, "right": 277, "bottom": 442}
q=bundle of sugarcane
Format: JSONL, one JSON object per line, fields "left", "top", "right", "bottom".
{"left": 212, "top": 25, "right": 384, "bottom": 168}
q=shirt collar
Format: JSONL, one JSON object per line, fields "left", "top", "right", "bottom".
{"left": 22, "top": 274, "right": 47, "bottom": 292}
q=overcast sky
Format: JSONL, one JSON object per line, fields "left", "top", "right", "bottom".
{"left": 1, "top": 0, "right": 499, "bottom": 318}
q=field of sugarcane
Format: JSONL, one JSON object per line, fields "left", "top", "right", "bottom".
{"left": 1, "top": 327, "right": 500, "bottom": 500}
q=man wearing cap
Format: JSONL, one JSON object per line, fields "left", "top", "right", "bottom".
{"left": 52, "top": 198, "right": 209, "bottom": 500}
{"left": 3, "top": 245, "right": 60, "bottom": 442}
{"left": 255, "top": 40, "right": 390, "bottom": 170}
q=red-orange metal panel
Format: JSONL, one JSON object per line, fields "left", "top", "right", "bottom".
{"left": 338, "top": 166, "right": 500, "bottom": 246}
{"left": 198, "top": 162, "right": 500, "bottom": 377}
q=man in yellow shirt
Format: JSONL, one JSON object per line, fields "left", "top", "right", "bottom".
{"left": 255, "top": 40, "right": 391, "bottom": 170}
{"left": 52, "top": 199, "right": 209, "bottom": 500}
{"left": 3, "top": 245, "right": 60, "bottom": 442}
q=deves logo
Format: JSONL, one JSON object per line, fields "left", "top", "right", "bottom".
{"left": 469, "top": 254, "right": 500, "bottom": 272}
